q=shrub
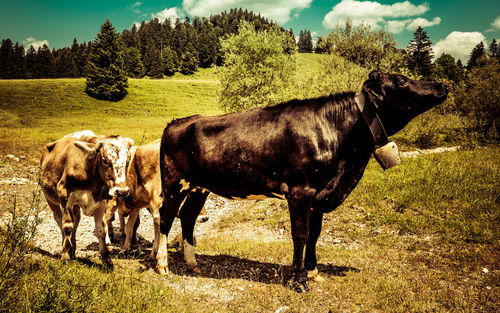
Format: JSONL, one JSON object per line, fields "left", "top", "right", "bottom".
{"left": 0, "top": 188, "right": 43, "bottom": 310}
{"left": 218, "top": 21, "right": 297, "bottom": 112}
{"left": 455, "top": 56, "right": 500, "bottom": 142}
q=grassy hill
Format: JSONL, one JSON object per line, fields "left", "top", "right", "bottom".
{"left": 0, "top": 78, "right": 221, "bottom": 156}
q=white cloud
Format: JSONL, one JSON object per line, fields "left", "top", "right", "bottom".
{"left": 152, "top": 7, "right": 183, "bottom": 23}
{"left": 129, "top": 1, "right": 143, "bottom": 14}
{"left": 182, "top": 0, "right": 312, "bottom": 24}
{"left": 22, "top": 37, "right": 49, "bottom": 50}
{"left": 433, "top": 31, "right": 486, "bottom": 63}
{"left": 486, "top": 15, "right": 500, "bottom": 32}
{"left": 406, "top": 17, "right": 441, "bottom": 31}
{"left": 385, "top": 19, "right": 410, "bottom": 34}
{"left": 322, "top": 0, "right": 430, "bottom": 31}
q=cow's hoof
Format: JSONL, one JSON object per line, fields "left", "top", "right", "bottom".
{"left": 189, "top": 266, "right": 201, "bottom": 274}
{"left": 61, "top": 252, "right": 72, "bottom": 261}
{"left": 307, "top": 268, "right": 325, "bottom": 282}
{"left": 289, "top": 280, "right": 309, "bottom": 293}
{"left": 197, "top": 215, "right": 209, "bottom": 223}
{"left": 157, "top": 265, "right": 169, "bottom": 276}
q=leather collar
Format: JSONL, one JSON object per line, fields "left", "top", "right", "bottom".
{"left": 354, "top": 93, "right": 389, "bottom": 148}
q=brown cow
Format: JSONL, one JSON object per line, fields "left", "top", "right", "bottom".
{"left": 107, "top": 139, "right": 208, "bottom": 264}
{"left": 40, "top": 130, "right": 133, "bottom": 266}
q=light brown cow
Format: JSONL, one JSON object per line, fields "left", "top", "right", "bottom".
{"left": 40, "top": 130, "right": 133, "bottom": 266}
{"left": 110, "top": 139, "right": 163, "bottom": 260}
{"left": 107, "top": 139, "right": 208, "bottom": 265}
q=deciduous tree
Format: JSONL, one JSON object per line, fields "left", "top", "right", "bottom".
{"left": 218, "top": 21, "right": 297, "bottom": 112}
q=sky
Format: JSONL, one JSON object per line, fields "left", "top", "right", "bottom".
{"left": 1, "top": 0, "right": 499, "bottom": 63}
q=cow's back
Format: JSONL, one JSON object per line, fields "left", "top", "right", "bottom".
{"left": 126, "top": 139, "right": 161, "bottom": 207}
{"left": 40, "top": 133, "right": 97, "bottom": 204}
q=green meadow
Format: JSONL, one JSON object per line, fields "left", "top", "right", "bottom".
{"left": 0, "top": 54, "right": 498, "bottom": 312}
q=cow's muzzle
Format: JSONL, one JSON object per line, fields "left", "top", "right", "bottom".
{"left": 109, "top": 187, "right": 130, "bottom": 197}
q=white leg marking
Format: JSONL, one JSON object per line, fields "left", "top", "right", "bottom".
{"left": 183, "top": 239, "right": 198, "bottom": 269}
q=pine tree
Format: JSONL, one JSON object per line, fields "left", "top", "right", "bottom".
{"left": 488, "top": 38, "right": 498, "bottom": 58}
{"left": 55, "top": 48, "right": 74, "bottom": 77}
{"left": 0, "top": 39, "right": 15, "bottom": 78}
{"left": 34, "top": 44, "right": 56, "bottom": 78}
{"left": 25, "top": 45, "right": 36, "bottom": 78}
{"left": 433, "top": 53, "right": 463, "bottom": 82}
{"left": 304, "top": 30, "right": 313, "bottom": 53}
{"left": 315, "top": 36, "right": 326, "bottom": 54}
{"left": 123, "top": 46, "right": 145, "bottom": 78}
{"left": 85, "top": 19, "right": 128, "bottom": 101}
{"left": 71, "top": 38, "right": 81, "bottom": 77}
{"left": 78, "top": 42, "right": 90, "bottom": 76}
{"left": 197, "top": 24, "right": 217, "bottom": 68}
{"left": 163, "top": 46, "right": 178, "bottom": 76}
{"left": 467, "top": 41, "right": 486, "bottom": 70}
{"left": 143, "top": 38, "right": 163, "bottom": 78}
{"left": 179, "top": 43, "right": 198, "bottom": 75}
{"left": 406, "top": 26, "right": 434, "bottom": 78}
{"left": 12, "top": 42, "right": 26, "bottom": 78}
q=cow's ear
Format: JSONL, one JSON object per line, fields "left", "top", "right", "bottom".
{"left": 74, "top": 141, "right": 96, "bottom": 157}
{"left": 369, "top": 70, "right": 382, "bottom": 81}
{"left": 124, "top": 137, "right": 134, "bottom": 149}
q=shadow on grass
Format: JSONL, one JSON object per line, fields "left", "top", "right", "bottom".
{"left": 35, "top": 233, "right": 359, "bottom": 286}
{"left": 32, "top": 246, "right": 112, "bottom": 272}
{"left": 165, "top": 251, "right": 359, "bottom": 286}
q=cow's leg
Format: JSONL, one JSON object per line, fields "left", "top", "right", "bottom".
{"left": 60, "top": 200, "right": 75, "bottom": 260}
{"left": 122, "top": 209, "right": 140, "bottom": 251}
{"left": 179, "top": 189, "right": 209, "bottom": 272}
{"left": 149, "top": 196, "right": 163, "bottom": 260}
{"left": 47, "top": 201, "right": 65, "bottom": 253}
{"left": 93, "top": 204, "right": 112, "bottom": 267}
{"left": 286, "top": 185, "right": 315, "bottom": 292}
{"left": 119, "top": 211, "right": 126, "bottom": 236}
{"left": 70, "top": 205, "right": 80, "bottom": 259}
{"left": 304, "top": 209, "right": 324, "bottom": 282}
{"left": 157, "top": 183, "right": 190, "bottom": 276}
{"left": 131, "top": 213, "right": 140, "bottom": 246}
{"left": 104, "top": 198, "right": 117, "bottom": 245}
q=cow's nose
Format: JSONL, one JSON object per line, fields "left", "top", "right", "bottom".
{"left": 109, "top": 187, "right": 130, "bottom": 197}
{"left": 116, "top": 188, "right": 130, "bottom": 197}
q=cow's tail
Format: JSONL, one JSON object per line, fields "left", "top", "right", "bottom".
{"left": 159, "top": 127, "right": 168, "bottom": 203}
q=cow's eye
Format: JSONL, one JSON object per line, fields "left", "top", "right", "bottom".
{"left": 101, "top": 156, "right": 109, "bottom": 165}
{"left": 394, "top": 76, "right": 407, "bottom": 87}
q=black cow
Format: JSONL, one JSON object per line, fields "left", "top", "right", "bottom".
{"left": 157, "top": 71, "right": 448, "bottom": 291}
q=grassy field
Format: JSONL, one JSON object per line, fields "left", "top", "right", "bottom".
{"left": 0, "top": 57, "right": 498, "bottom": 312}
{"left": 0, "top": 77, "right": 221, "bottom": 158}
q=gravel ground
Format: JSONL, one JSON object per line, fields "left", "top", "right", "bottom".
{"left": 1, "top": 146, "right": 459, "bottom": 260}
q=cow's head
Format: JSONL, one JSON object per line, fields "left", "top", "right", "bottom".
{"left": 74, "top": 136, "right": 134, "bottom": 197}
{"left": 361, "top": 71, "right": 448, "bottom": 135}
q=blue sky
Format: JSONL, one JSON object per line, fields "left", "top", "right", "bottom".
{"left": 1, "top": 0, "right": 499, "bottom": 62}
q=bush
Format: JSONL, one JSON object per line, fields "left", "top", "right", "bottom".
{"left": 0, "top": 188, "right": 43, "bottom": 310}
{"left": 218, "top": 21, "right": 297, "bottom": 112}
{"left": 455, "top": 56, "right": 500, "bottom": 142}
{"left": 297, "top": 53, "right": 369, "bottom": 99}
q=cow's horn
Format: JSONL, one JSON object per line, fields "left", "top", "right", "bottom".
{"left": 124, "top": 137, "right": 134, "bottom": 148}
{"left": 74, "top": 141, "right": 96, "bottom": 153}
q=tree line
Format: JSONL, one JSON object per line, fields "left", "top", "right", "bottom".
{"left": 314, "top": 23, "right": 499, "bottom": 84}
{"left": 0, "top": 8, "right": 297, "bottom": 79}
